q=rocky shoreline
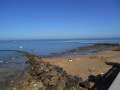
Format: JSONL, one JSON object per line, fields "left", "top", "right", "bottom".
{"left": 13, "top": 55, "right": 86, "bottom": 90}
{"left": 10, "top": 43, "right": 120, "bottom": 90}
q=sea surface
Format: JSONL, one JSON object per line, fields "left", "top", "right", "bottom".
{"left": 0, "top": 51, "right": 29, "bottom": 90}
{"left": 0, "top": 38, "right": 120, "bottom": 56}
{"left": 0, "top": 38, "right": 120, "bottom": 89}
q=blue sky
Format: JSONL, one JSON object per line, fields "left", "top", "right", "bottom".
{"left": 0, "top": 0, "right": 120, "bottom": 39}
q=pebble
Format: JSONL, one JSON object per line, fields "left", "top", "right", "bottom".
{"left": 33, "top": 84, "right": 37, "bottom": 87}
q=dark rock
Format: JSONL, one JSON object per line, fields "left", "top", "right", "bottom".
{"left": 30, "top": 61, "right": 83, "bottom": 90}
{"left": 113, "top": 47, "right": 120, "bottom": 51}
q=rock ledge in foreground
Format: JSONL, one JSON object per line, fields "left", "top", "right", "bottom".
{"left": 15, "top": 56, "right": 86, "bottom": 90}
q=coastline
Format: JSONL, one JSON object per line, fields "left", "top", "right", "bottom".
{"left": 9, "top": 43, "right": 120, "bottom": 90}
{"left": 43, "top": 43, "right": 120, "bottom": 78}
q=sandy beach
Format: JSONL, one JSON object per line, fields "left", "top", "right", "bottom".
{"left": 44, "top": 50, "right": 120, "bottom": 79}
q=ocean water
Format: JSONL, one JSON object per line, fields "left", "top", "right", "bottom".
{"left": 0, "top": 51, "right": 28, "bottom": 90}
{"left": 0, "top": 39, "right": 120, "bottom": 56}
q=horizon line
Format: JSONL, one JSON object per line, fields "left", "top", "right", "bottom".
{"left": 0, "top": 37, "right": 120, "bottom": 41}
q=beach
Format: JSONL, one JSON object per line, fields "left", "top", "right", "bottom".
{"left": 44, "top": 50, "right": 120, "bottom": 79}
{"left": 12, "top": 43, "right": 120, "bottom": 90}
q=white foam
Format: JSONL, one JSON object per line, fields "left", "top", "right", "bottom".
{"left": 19, "top": 46, "right": 23, "bottom": 49}
{"left": 0, "top": 60, "right": 3, "bottom": 63}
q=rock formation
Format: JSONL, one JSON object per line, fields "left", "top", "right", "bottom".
{"left": 14, "top": 55, "right": 86, "bottom": 90}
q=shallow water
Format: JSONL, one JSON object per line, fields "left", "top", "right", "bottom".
{"left": 0, "top": 51, "right": 28, "bottom": 90}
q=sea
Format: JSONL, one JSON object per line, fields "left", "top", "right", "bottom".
{"left": 0, "top": 38, "right": 120, "bottom": 89}
{"left": 0, "top": 38, "right": 120, "bottom": 56}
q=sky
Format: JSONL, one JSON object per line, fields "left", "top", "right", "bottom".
{"left": 0, "top": 0, "right": 120, "bottom": 40}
